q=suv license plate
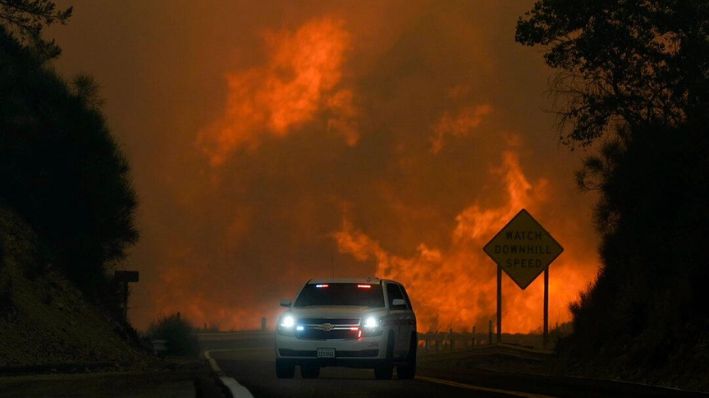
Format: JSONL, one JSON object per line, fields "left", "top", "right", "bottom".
{"left": 316, "top": 348, "right": 335, "bottom": 358}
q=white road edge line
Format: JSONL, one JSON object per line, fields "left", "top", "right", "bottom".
{"left": 204, "top": 350, "right": 255, "bottom": 398}
{"left": 416, "top": 375, "right": 556, "bottom": 398}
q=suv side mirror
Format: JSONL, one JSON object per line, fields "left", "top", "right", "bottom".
{"left": 392, "top": 298, "right": 406, "bottom": 308}
{"left": 279, "top": 299, "right": 292, "bottom": 307}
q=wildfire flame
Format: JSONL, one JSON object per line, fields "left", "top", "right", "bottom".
{"left": 335, "top": 148, "right": 599, "bottom": 333}
{"left": 144, "top": 13, "right": 600, "bottom": 334}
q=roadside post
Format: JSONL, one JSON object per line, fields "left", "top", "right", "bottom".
{"left": 488, "top": 320, "right": 493, "bottom": 345}
{"left": 449, "top": 327, "right": 454, "bottom": 352}
{"left": 114, "top": 270, "right": 139, "bottom": 322}
{"left": 483, "top": 209, "right": 563, "bottom": 346}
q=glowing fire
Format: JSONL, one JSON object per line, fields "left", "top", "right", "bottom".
{"left": 335, "top": 148, "right": 599, "bottom": 333}
{"left": 197, "top": 17, "right": 358, "bottom": 166}
{"left": 145, "top": 14, "right": 600, "bottom": 333}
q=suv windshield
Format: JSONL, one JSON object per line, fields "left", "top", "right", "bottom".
{"left": 294, "top": 283, "right": 385, "bottom": 308}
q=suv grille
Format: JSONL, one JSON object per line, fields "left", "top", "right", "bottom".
{"left": 296, "top": 318, "right": 361, "bottom": 340}
{"left": 299, "top": 318, "right": 359, "bottom": 325}
{"left": 298, "top": 328, "right": 359, "bottom": 340}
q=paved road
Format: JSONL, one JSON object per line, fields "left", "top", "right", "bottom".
{"left": 202, "top": 333, "right": 707, "bottom": 398}
{"left": 212, "top": 347, "right": 524, "bottom": 398}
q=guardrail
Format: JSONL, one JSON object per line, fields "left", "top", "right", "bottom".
{"left": 150, "top": 339, "right": 167, "bottom": 355}
{"left": 418, "top": 330, "right": 550, "bottom": 352}
{"left": 419, "top": 331, "right": 485, "bottom": 352}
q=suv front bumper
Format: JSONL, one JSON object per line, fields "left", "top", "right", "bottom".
{"left": 275, "top": 333, "right": 387, "bottom": 367}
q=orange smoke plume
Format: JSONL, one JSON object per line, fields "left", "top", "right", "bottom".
{"left": 198, "top": 17, "right": 358, "bottom": 166}
{"left": 153, "top": 244, "right": 272, "bottom": 330}
{"left": 335, "top": 148, "right": 598, "bottom": 333}
{"left": 431, "top": 104, "right": 493, "bottom": 154}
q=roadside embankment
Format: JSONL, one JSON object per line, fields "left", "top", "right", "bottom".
{"left": 0, "top": 208, "right": 147, "bottom": 369}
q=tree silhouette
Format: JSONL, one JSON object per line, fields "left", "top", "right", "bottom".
{"left": 0, "top": 0, "right": 72, "bottom": 59}
{"left": 517, "top": 1, "right": 709, "bottom": 386}
{"left": 516, "top": 0, "right": 708, "bottom": 145}
{"left": 0, "top": 24, "right": 137, "bottom": 300}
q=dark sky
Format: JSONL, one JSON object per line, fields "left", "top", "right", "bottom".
{"left": 49, "top": 0, "right": 599, "bottom": 332}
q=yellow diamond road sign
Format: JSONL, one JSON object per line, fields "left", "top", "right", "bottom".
{"left": 483, "top": 209, "right": 563, "bottom": 289}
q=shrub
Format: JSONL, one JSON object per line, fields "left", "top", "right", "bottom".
{"left": 146, "top": 313, "right": 199, "bottom": 357}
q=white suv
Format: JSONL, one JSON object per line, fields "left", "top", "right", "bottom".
{"left": 275, "top": 277, "right": 417, "bottom": 380}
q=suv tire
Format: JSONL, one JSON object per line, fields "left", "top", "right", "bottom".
{"left": 397, "top": 332, "right": 417, "bottom": 379}
{"left": 275, "top": 359, "right": 295, "bottom": 378}
{"left": 374, "top": 333, "right": 395, "bottom": 380}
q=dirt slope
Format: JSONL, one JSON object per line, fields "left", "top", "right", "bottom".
{"left": 0, "top": 208, "right": 148, "bottom": 369}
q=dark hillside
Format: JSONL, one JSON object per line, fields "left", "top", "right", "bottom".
{"left": 516, "top": 0, "right": 709, "bottom": 390}
{"left": 0, "top": 8, "right": 144, "bottom": 368}
{"left": 0, "top": 208, "right": 148, "bottom": 369}
{"left": 559, "top": 123, "right": 709, "bottom": 390}
{"left": 0, "top": 25, "right": 137, "bottom": 301}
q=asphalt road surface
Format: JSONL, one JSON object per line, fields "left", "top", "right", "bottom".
{"left": 202, "top": 333, "right": 707, "bottom": 398}
{"left": 211, "top": 348, "right": 529, "bottom": 398}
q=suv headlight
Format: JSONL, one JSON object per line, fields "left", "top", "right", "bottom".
{"left": 280, "top": 314, "right": 295, "bottom": 328}
{"left": 278, "top": 314, "right": 297, "bottom": 335}
{"left": 363, "top": 316, "right": 379, "bottom": 329}
{"left": 362, "top": 316, "right": 382, "bottom": 336}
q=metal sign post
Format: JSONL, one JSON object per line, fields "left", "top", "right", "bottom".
{"left": 497, "top": 265, "right": 502, "bottom": 343}
{"left": 114, "top": 270, "right": 139, "bottom": 322}
{"left": 483, "top": 209, "right": 563, "bottom": 347}
{"left": 543, "top": 267, "right": 549, "bottom": 346}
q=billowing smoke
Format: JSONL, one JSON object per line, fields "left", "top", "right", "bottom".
{"left": 198, "top": 17, "right": 357, "bottom": 165}
{"left": 50, "top": 0, "right": 599, "bottom": 331}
